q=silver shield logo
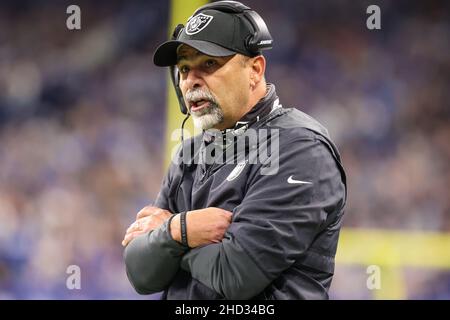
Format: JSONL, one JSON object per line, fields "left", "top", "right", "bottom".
{"left": 186, "top": 13, "right": 214, "bottom": 35}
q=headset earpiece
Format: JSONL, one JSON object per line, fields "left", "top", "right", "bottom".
{"left": 172, "top": 24, "right": 184, "bottom": 39}
{"left": 243, "top": 10, "right": 273, "bottom": 54}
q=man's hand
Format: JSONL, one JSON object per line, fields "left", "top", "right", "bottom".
{"left": 170, "top": 207, "right": 232, "bottom": 248}
{"left": 122, "top": 206, "right": 172, "bottom": 247}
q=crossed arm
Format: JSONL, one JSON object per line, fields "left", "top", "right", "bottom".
{"left": 122, "top": 206, "right": 232, "bottom": 248}
{"left": 122, "top": 138, "right": 345, "bottom": 299}
{"left": 122, "top": 205, "right": 273, "bottom": 299}
{"left": 122, "top": 206, "right": 233, "bottom": 295}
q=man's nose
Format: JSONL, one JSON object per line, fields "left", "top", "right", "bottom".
{"left": 184, "top": 69, "right": 204, "bottom": 90}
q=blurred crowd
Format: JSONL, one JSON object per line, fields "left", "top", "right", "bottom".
{"left": 0, "top": 0, "right": 449, "bottom": 299}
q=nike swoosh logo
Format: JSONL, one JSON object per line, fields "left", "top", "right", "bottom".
{"left": 287, "top": 175, "right": 312, "bottom": 185}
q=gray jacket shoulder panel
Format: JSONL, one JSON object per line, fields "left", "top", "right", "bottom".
{"left": 266, "top": 108, "right": 331, "bottom": 140}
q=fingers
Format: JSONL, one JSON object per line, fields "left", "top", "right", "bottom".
{"left": 126, "top": 221, "right": 138, "bottom": 234}
{"left": 123, "top": 218, "right": 148, "bottom": 246}
{"left": 204, "top": 207, "right": 233, "bottom": 216}
{"left": 122, "top": 206, "right": 172, "bottom": 247}
{"left": 214, "top": 208, "right": 233, "bottom": 222}
{"left": 122, "top": 230, "right": 145, "bottom": 247}
{"left": 222, "top": 210, "right": 233, "bottom": 221}
{"left": 136, "top": 206, "right": 159, "bottom": 219}
{"left": 125, "top": 211, "right": 166, "bottom": 238}
{"left": 126, "top": 218, "right": 147, "bottom": 234}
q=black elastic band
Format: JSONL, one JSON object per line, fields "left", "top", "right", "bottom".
{"left": 180, "top": 211, "right": 189, "bottom": 247}
{"left": 167, "top": 214, "right": 177, "bottom": 239}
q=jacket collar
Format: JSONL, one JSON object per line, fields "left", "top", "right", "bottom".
{"left": 203, "top": 83, "right": 281, "bottom": 144}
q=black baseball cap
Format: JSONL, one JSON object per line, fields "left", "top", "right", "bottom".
{"left": 153, "top": 9, "right": 257, "bottom": 67}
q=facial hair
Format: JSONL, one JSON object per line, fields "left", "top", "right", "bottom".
{"left": 185, "top": 89, "right": 224, "bottom": 130}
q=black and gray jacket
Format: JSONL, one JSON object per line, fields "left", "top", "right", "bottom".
{"left": 124, "top": 84, "right": 347, "bottom": 299}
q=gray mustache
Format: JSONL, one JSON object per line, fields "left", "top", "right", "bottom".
{"left": 185, "top": 90, "right": 216, "bottom": 104}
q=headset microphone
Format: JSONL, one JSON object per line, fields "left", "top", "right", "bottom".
{"left": 170, "top": 24, "right": 189, "bottom": 115}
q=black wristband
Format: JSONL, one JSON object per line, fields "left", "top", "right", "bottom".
{"left": 180, "top": 211, "right": 189, "bottom": 247}
{"left": 167, "top": 214, "right": 177, "bottom": 239}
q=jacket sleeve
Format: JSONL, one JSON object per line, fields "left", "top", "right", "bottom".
{"left": 180, "top": 136, "right": 346, "bottom": 299}
{"left": 123, "top": 160, "right": 189, "bottom": 294}
{"left": 123, "top": 219, "right": 188, "bottom": 294}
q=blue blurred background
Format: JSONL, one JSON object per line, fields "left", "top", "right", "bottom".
{"left": 0, "top": 0, "right": 449, "bottom": 299}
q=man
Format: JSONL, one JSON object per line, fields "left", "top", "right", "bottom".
{"left": 122, "top": 1, "right": 346, "bottom": 300}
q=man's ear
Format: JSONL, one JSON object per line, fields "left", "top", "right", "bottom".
{"left": 249, "top": 55, "right": 266, "bottom": 87}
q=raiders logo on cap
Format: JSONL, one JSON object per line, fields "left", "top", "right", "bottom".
{"left": 186, "top": 13, "right": 214, "bottom": 35}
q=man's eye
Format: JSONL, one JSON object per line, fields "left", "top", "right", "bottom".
{"left": 205, "top": 60, "right": 216, "bottom": 68}
{"left": 179, "top": 66, "right": 189, "bottom": 74}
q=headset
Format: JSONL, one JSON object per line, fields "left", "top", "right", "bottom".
{"left": 169, "top": 1, "right": 273, "bottom": 115}
{"left": 170, "top": 24, "right": 188, "bottom": 114}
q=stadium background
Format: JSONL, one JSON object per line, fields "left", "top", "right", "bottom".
{"left": 0, "top": 0, "right": 449, "bottom": 299}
